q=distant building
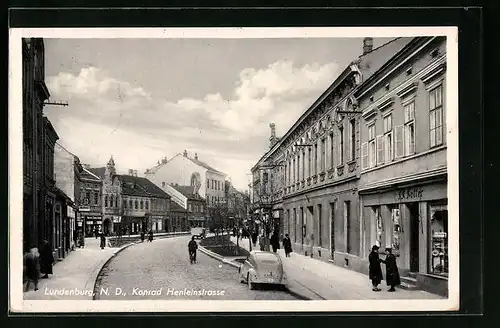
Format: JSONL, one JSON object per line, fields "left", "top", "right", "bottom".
{"left": 145, "top": 150, "right": 227, "bottom": 208}
{"left": 80, "top": 165, "right": 103, "bottom": 237}
{"left": 89, "top": 157, "right": 171, "bottom": 235}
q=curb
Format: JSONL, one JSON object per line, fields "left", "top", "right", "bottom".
{"left": 92, "top": 242, "right": 137, "bottom": 300}
{"left": 198, "top": 246, "right": 241, "bottom": 269}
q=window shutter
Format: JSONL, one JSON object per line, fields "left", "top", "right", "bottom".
{"left": 395, "top": 125, "right": 404, "bottom": 158}
{"left": 377, "top": 135, "right": 385, "bottom": 165}
{"left": 361, "top": 142, "right": 368, "bottom": 170}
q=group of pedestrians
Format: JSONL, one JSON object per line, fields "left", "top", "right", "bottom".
{"left": 140, "top": 230, "right": 154, "bottom": 242}
{"left": 368, "top": 245, "right": 401, "bottom": 292}
{"left": 23, "top": 240, "right": 55, "bottom": 292}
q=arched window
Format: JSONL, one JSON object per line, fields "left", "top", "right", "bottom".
{"left": 129, "top": 199, "right": 133, "bottom": 208}
{"left": 110, "top": 195, "right": 114, "bottom": 208}
{"left": 115, "top": 196, "right": 118, "bottom": 208}
{"left": 145, "top": 201, "right": 149, "bottom": 210}
{"left": 140, "top": 200, "right": 144, "bottom": 209}
{"left": 124, "top": 198, "right": 127, "bottom": 208}
{"left": 135, "top": 200, "right": 139, "bottom": 209}
{"left": 105, "top": 195, "right": 109, "bottom": 207}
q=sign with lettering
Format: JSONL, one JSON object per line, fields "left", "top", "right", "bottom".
{"left": 397, "top": 187, "right": 423, "bottom": 201}
{"left": 79, "top": 205, "right": 90, "bottom": 212}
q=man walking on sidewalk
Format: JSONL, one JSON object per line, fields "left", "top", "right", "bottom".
{"left": 283, "top": 234, "right": 292, "bottom": 257}
{"left": 369, "top": 245, "right": 384, "bottom": 292}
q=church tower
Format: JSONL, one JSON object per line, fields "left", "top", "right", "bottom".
{"left": 105, "top": 155, "right": 116, "bottom": 177}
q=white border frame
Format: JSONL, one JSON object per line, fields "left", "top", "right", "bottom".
{"left": 9, "top": 26, "right": 459, "bottom": 313}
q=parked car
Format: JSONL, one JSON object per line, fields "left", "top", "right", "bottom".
{"left": 191, "top": 227, "right": 206, "bottom": 239}
{"left": 238, "top": 251, "right": 287, "bottom": 290}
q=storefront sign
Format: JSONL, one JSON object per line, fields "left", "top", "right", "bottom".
{"left": 96, "top": 221, "right": 102, "bottom": 224}
{"left": 433, "top": 232, "right": 447, "bottom": 238}
{"left": 397, "top": 187, "right": 424, "bottom": 201}
{"left": 79, "top": 205, "right": 90, "bottom": 212}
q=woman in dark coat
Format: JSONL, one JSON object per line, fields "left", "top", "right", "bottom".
{"left": 148, "top": 230, "right": 153, "bottom": 242}
{"left": 368, "top": 245, "right": 384, "bottom": 291}
{"left": 283, "top": 233, "right": 292, "bottom": 257}
{"left": 384, "top": 248, "right": 401, "bottom": 292}
{"left": 140, "top": 230, "right": 145, "bottom": 242}
{"left": 270, "top": 232, "right": 280, "bottom": 253}
{"left": 39, "top": 240, "right": 54, "bottom": 279}
{"left": 100, "top": 233, "right": 106, "bottom": 249}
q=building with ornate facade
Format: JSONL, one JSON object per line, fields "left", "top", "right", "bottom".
{"left": 79, "top": 165, "right": 103, "bottom": 237}
{"left": 356, "top": 36, "right": 448, "bottom": 296}
{"left": 145, "top": 150, "right": 227, "bottom": 208}
{"left": 89, "top": 157, "right": 171, "bottom": 235}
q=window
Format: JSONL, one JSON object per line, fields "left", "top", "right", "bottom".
{"left": 374, "top": 206, "right": 382, "bottom": 247}
{"left": 430, "top": 207, "right": 448, "bottom": 276}
{"left": 189, "top": 204, "right": 192, "bottom": 212}
{"left": 308, "top": 148, "right": 312, "bottom": 177}
{"left": 321, "top": 138, "right": 326, "bottom": 172}
{"left": 339, "top": 127, "right": 344, "bottom": 165}
{"left": 105, "top": 195, "right": 109, "bottom": 208}
{"left": 284, "top": 163, "right": 288, "bottom": 186}
{"left": 404, "top": 101, "right": 416, "bottom": 155}
{"left": 329, "top": 133, "right": 334, "bottom": 169}
{"left": 384, "top": 114, "right": 394, "bottom": 162}
{"left": 429, "top": 85, "right": 444, "bottom": 147}
{"left": 302, "top": 151, "right": 305, "bottom": 181}
{"left": 368, "top": 124, "right": 376, "bottom": 168}
{"left": 314, "top": 143, "right": 318, "bottom": 175}
{"left": 297, "top": 153, "right": 301, "bottom": 181}
{"left": 135, "top": 200, "right": 138, "bottom": 209}
{"left": 145, "top": 201, "right": 149, "bottom": 210}
{"left": 206, "top": 179, "right": 209, "bottom": 189}
{"left": 140, "top": 200, "right": 144, "bottom": 209}
{"left": 115, "top": 196, "right": 118, "bottom": 208}
{"left": 288, "top": 160, "right": 292, "bottom": 184}
{"left": 350, "top": 119, "right": 356, "bottom": 161}
{"left": 124, "top": 198, "right": 127, "bottom": 208}
{"left": 129, "top": 199, "right": 133, "bottom": 208}
{"left": 292, "top": 158, "right": 296, "bottom": 183}
{"left": 110, "top": 195, "right": 114, "bottom": 208}
{"left": 318, "top": 204, "right": 323, "bottom": 247}
{"left": 94, "top": 192, "right": 99, "bottom": 205}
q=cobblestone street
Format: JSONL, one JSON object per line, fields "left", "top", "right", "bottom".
{"left": 97, "top": 235, "right": 298, "bottom": 300}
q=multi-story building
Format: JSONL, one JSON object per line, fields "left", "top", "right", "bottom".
{"left": 79, "top": 165, "right": 103, "bottom": 237}
{"left": 22, "top": 37, "right": 73, "bottom": 259}
{"left": 90, "top": 157, "right": 171, "bottom": 235}
{"left": 163, "top": 183, "right": 207, "bottom": 230}
{"left": 356, "top": 36, "right": 448, "bottom": 296}
{"left": 225, "top": 181, "right": 250, "bottom": 229}
{"left": 145, "top": 150, "right": 227, "bottom": 208}
{"left": 250, "top": 37, "right": 413, "bottom": 265}
{"left": 53, "top": 143, "right": 84, "bottom": 252}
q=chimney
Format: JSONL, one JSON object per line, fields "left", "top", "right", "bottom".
{"left": 183, "top": 150, "right": 188, "bottom": 157}
{"left": 194, "top": 153, "right": 198, "bottom": 160}
{"left": 363, "top": 37, "right": 373, "bottom": 55}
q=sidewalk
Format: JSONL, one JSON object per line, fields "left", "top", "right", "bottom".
{"left": 24, "top": 238, "right": 125, "bottom": 300}
{"left": 230, "top": 236, "right": 444, "bottom": 300}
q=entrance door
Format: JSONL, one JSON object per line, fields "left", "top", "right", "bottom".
{"left": 330, "top": 202, "right": 335, "bottom": 259}
{"left": 408, "top": 203, "right": 420, "bottom": 272}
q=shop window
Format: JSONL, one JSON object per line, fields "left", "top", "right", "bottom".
{"left": 374, "top": 206, "right": 382, "bottom": 247}
{"left": 430, "top": 207, "right": 448, "bottom": 276}
{"left": 391, "top": 208, "right": 401, "bottom": 256}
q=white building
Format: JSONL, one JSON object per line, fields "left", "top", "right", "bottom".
{"left": 145, "top": 150, "right": 226, "bottom": 208}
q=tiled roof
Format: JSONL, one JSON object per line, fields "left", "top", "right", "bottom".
{"left": 88, "top": 167, "right": 106, "bottom": 178}
{"left": 170, "top": 184, "right": 205, "bottom": 201}
{"left": 118, "top": 175, "right": 171, "bottom": 199}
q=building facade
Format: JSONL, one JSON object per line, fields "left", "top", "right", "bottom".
{"left": 356, "top": 36, "right": 448, "bottom": 296}
{"left": 79, "top": 166, "right": 103, "bottom": 237}
{"left": 145, "top": 150, "right": 227, "bottom": 208}
{"left": 90, "top": 157, "right": 171, "bottom": 235}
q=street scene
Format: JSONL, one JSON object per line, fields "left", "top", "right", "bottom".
{"left": 18, "top": 31, "right": 453, "bottom": 306}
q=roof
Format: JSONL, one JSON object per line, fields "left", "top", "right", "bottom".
{"left": 88, "top": 167, "right": 106, "bottom": 178}
{"left": 170, "top": 184, "right": 205, "bottom": 201}
{"left": 146, "top": 153, "right": 226, "bottom": 176}
{"left": 118, "top": 175, "right": 171, "bottom": 199}
{"left": 170, "top": 201, "right": 187, "bottom": 212}
{"left": 80, "top": 167, "right": 102, "bottom": 181}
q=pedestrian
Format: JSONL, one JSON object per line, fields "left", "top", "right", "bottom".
{"left": 283, "top": 233, "right": 292, "bottom": 257}
{"left": 140, "top": 230, "right": 145, "bottom": 242}
{"left": 148, "top": 230, "right": 153, "bottom": 242}
{"left": 100, "top": 233, "right": 106, "bottom": 249}
{"left": 252, "top": 231, "right": 258, "bottom": 246}
{"left": 383, "top": 248, "right": 401, "bottom": 292}
{"left": 270, "top": 231, "right": 280, "bottom": 253}
{"left": 368, "top": 245, "right": 384, "bottom": 292}
{"left": 79, "top": 232, "right": 85, "bottom": 248}
{"left": 24, "top": 247, "right": 40, "bottom": 291}
{"left": 39, "top": 240, "right": 54, "bottom": 279}
{"left": 259, "top": 233, "right": 265, "bottom": 251}
{"left": 94, "top": 228, "right": 99, "bottom": 239}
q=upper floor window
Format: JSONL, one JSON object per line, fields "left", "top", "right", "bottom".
{"left": 329, "top": 133, "right": 334, "bottom": 169}
{"left": 124, "top": 198, "right": 127, "bottom": 208}
{"left": 115, "top": 195, "right": 118, "bottom": 208}
{"left": 140, "top": 200, "right": 144, "bottom": 210}
{"left": 135, "top": 200, "right": 139, "bottom": 209}
{"left": 302, "top": 151, "right": 305, "bottom": 181}
{"left": 292, "top": 158, "right": 296, "bottom": 183}
{"left": 429, "top": 85, "right": 444, "bottom": 147}
{"left": 338, "top": 127, "right": 344, "bottom": 165}
{"left": 384, "top": 114, "right": 394, "bottom": 162}
{"left": 110, "top": 195, "right": 114, "bottom": 208}
{"left": 404, "top": 101, "right": 416, "bottom": 156}
{"left": 145, "top": 201, "right": 149, "bottom": 210}
{"left": 368, "top": 124, "right": 376, "bottom": 168}
{"left": 129, "top": 199, "right": 133, "bottom": 209}
{"left": 105, "top": 195, "right": 109, "bottom": 208}
{"left": 321, "top": 138, "right": 326, "bottom": 172}
{"left": 350, "top": 119, "right": 356, "bottom": 161}
{"left": 308, "top": 148, "right": 312, "bottom": 177}
{"left": 314, "top": 143, "right": 318, "bottom": 175}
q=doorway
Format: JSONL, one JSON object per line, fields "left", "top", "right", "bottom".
{"left": 408, "top": 202, "right": 420, "bottom": 272}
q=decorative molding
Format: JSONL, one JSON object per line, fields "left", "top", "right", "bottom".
{"left": 396, "top": 82, "right": 419, "bottom": 100}
{"left": 421, "top": 63, "right": 446, "bottom": 85}
{"left": 327, "top": 169, "right": 335, "bottom": 179}
{"left": 348, "top": 161, "right": 357, "bottom": 173}
{"left": 377, "top": 97, "right": 395, "bottom": 113}
{"left": 361, "top": 106, "right": 378, "bottom": 120}
{"left": 337, "top": 166, "right": 344, "bottom": 176}
{"left": 319, "top": 172, "right": 326, "bottom": 182}
{"left": 312, "top": 175, "right": 318, "bottom": 184}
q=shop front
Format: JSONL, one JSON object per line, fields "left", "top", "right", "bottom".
{"left": 188, "top": 215, "right": 206, "bottom": 228}
{"left": 150, "top": 215, "right": 165, "bottom": 232}
{"left": 360, "top": 178, "right": 448, "bottom": 296}
{"left": 83, "top": 215, "right": 103, "bottom": 237}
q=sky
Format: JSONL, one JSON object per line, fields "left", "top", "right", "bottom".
{"left": 43, "top": 37, "right": 393, "bottom": 191}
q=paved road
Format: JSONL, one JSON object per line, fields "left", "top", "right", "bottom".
{"left": 97, "top": 235, "right": 298, "bottom": 300}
